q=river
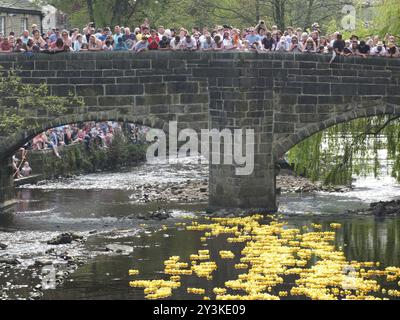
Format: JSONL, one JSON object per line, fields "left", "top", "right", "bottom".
{"left": 1, "top": 157, "right": 400, "bottom": 300}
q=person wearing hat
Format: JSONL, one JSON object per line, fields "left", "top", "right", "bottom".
{"left": 387, "top": 42, "right": 399, "bottom": 58}
{"left": 275, "top": 36, "right": 288, "bottom": 51}
{"left": 371, "top": 41, "right": 387, "bottom": 56}
{"left": 132, "top": 35, "right": 149, "bottom": 53}
{"left": 31, "top": 24, "right": 39, "bottom": 36}
{"left": 158, "top": 26, "right": 166, "bottom": 38}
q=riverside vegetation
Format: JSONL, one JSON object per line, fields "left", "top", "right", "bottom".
{"left": 0, "top": 67, "right": 84, "bottom": 137}
{"left": 28, "top": 134, "right": 148, "bottom": 179}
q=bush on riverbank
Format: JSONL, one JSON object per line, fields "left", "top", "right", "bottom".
{"left": 29, "top": 135, "right": 148, "bottom": 179}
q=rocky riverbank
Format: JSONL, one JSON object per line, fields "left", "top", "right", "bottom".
{"left": 0, "top": 231, "right": 90, "bottom": 300}
{"left": 0, "top": 224, "right": 167, "bottom": 300}
{"left": 346, "top": 199, "right": 400, "bottom": 216}
{"left": 126, "top": 175, "right": 348, "bottom": 204}
{"left": 276, "top": 175, "right": 349, "bottom": 193}
{"left": 128, "top": 179, "right": 209, "bottom": 204}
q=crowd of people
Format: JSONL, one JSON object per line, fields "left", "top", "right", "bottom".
{"left": 12, "top": 121, "right": 149, "bottom": 178}
{"left": 12, "top": 148, "right": 32, "bottom": 179}
{"left": 30, "top": 121, "right": 149, "bottom": 152}
{"left": 0, "top": 20, "right": 399, "bottom": 57}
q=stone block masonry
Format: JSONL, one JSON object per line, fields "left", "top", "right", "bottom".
{"left": 1, "top": 51, "right": 400, "bottom": 212}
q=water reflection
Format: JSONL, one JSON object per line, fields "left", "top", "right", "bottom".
{"left": 2, "top": 157, "right": 400, "bottom": 299}
{"left": 41, "top": 215, "right": 400, "bottom": 300}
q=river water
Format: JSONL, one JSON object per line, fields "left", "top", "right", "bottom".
{"left": 1, "top": 157, "right": 400, "bottom": 300}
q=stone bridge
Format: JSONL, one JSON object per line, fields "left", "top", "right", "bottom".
{"left": 1, "top": 51, "right": 400, "bottom": 211}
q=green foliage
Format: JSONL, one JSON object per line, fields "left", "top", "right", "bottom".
{"left": 44, "top": 0, "right": 356, "bottom": 32}
{"left": 288, "top": 116, "right": 400, "bottom": 186}
{"left": 37, "top": 0, "right": 399, "bottom": 38}
{"left": 0, "top": 112, "right": 25, "bottom": 136}
{"left": 375, "top": 0, "right": 400, "bottom": 37}
{"left": 39, "top": 137, "right": 148, "bottom": 179}
{"left": 0, "top": 67, "right": 84, "bottom": 137}
{"left": 105, "top": 133, "right": 129, "bottom": 169}
{"left": 335, "top": 0, "right": 400, "bottom": 39}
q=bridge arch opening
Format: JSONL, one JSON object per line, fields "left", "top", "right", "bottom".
{"left": 0, "top": 115, "right": 210, "bottom": 215}
{"left": 274, "top": 103, "right": 400, "bottom": 197}
{"left": 273, "top": 103, "right": 400, "bottom": 161}
{"left": 0, "top": 115, "right": 164, "bottom": 209}
{"left": 0, "top": 112, "right": 168, "bottom": 162}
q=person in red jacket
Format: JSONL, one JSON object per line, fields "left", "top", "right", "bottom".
{"left": 148, "top": 29, "right": 160, "bottom": 50}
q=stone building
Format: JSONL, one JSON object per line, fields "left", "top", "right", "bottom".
{"left": 41, "top": 3, "right": 67, "bottom": 32}
{"left": 0, "top": 0, "right": 42, "bottom": 36}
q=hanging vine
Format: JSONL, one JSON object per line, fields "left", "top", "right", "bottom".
{"left": 287, "top": 115, "right": 400, "bottom": 186}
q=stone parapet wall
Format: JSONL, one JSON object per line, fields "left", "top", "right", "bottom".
{"left": 0, "top": 51, "right": 400, "bottom": 211}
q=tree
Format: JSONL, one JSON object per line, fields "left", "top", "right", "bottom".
{"left": 288, "top": 115, "right": 400, "bottom": 186}
{"left": 375, "top": 0, "right": 400, "bottom": 37}
{"left": 0, "top": 67, "right": 84, "bottom": 136}
{"left": 287, "top": 1, "right": 400, "bottom": 186}
{"left": 39, "top": 0, "right": 357, "bottom": 32}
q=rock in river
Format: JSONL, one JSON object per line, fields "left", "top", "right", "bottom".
{"left": 0, "top": 258, "right": 20, "bottom": 265}
{"left": 47, "top": 233, "right": 84, "bottom": 245}
{"left": 105, "top": 244, "right": 134, "bottom": 254}
{"left": 0, "top": 243, "right": 7, "bottom": 250}
{"left": 34, "top": 259, "right": 53, "bottom": 267}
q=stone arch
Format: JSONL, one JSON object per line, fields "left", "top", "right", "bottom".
{"left": 0, "top": 110, "right": 168, "bottom": 161}
{"left": 273, "top": 102, "right": 400, "bottom": 161}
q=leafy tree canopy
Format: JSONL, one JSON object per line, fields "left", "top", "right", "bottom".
{"left": 0, "top": 67, "right": 84, "bottom": 136}
{"left": 40, "top": 0, "right": 358, "bottom": 32}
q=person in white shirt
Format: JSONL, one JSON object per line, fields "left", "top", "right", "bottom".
{"left": 370, "top": 41, "right": 387, "bottom": 56}
{"left": 199, "top": 27, "right": 209, "bottom": 44}
{"left": 200, "top": 35, "right": 214, "bottom": 51}
{"left": 181, "top": 35, "right": 197, "bottom": 51}
{"left": 170, "top": 36, "right": 183, "bottom": 50}
{"left": 72, "top": 34, "right": 85, "bottom": 52}
{"left": 276, "top": 37, "right": 288, "bottom": 52}
{"left": 222, "top": 32, "right": 235, "bottom": 50}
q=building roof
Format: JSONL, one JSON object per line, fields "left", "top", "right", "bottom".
{"left": 0, "top": 0, "right": 42, "bottom": 14}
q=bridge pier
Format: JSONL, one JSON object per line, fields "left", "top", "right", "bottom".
{"left": 1, "top": 52, "right": 399, "bottom": 213}
{"left": 0, "top": 159, "right": 16, "bottom": 211}
{"left": 209, "top": 164, "right": 277, "bottom": 212}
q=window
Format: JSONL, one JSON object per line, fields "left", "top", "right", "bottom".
{"left": 21, "top": 17, "right": 28, "bottom": 33}
{"left": 0, "top": 16, "right": 5, "bottom": 36}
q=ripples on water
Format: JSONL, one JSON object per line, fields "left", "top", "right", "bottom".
{"left": 1, "top": 156, "right": 400, "bottom": 299}
{"left": 20, "top": 156, "right": 208, "bottom": 191}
